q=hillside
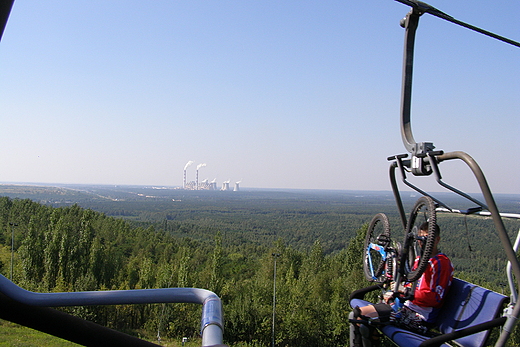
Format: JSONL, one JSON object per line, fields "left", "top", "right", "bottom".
{"left": 0, "top": 184, "right": 519, "bottom": 345}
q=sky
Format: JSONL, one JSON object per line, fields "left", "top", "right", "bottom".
{"left": 0, "top": 1, "right": 519, "bottom": 195}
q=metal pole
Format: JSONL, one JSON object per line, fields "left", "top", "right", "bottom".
{"left": 271, "top": 253, "right": 280, "bottom": 347}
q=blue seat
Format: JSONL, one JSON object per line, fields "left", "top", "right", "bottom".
{"left": 349, "top": 278, "right": 508, "bottom": 347}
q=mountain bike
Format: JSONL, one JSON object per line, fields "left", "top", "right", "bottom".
{"left": 363, "top": 195, "right": 438, "bottom": 287}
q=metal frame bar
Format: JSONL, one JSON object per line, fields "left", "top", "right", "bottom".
{"left": 0, "top": 274, "right": 224, "bottom": 346}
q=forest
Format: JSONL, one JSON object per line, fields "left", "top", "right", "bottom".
{"left": 0, "top": 185, "right": 519, "bottom": 346}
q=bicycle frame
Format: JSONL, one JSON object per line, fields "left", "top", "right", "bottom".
{"left": 366, "top": 243, "right": 387, "bottom": 280}
{"left": 366, "top": 242, "right": 394, "bottom": 282}
{"left": 389, "top": 2, "right": 520, "bottom": 345}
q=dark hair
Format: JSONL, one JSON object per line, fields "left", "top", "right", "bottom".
{"left": 419, "top": 222, "right": 440, "bottom": 235}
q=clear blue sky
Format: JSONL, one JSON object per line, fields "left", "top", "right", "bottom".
{"left": 0, "top": 1, "right": 518, "bottom": 194}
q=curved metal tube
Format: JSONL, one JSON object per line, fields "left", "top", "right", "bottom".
{"left": 505, "top": 228, "right": 519, "bottom": 305}
{"left": 0, "top": 274, "right": 224, "bottom": 346}
{"left": 399, "top": 9, "right": 421, "bottom": 153}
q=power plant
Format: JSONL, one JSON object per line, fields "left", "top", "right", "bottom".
{"left": 182, "top": 161, "right": 241, "bottom": 191}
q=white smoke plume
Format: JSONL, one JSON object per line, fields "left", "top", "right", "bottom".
{"left": 197, "top": 163, "right": 206, "bottom": 170}
{"left": 184, "top": 161, "right": 194, "bottom": 170}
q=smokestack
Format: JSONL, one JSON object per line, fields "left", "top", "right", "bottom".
{"left": 183, "top": 161, "right": 194, "bottom": 189}
{"left": 196, "top": 163, "right": 206, "bottom": 190}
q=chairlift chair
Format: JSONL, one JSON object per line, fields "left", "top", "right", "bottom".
{"left": 358, "top": 0, "right": 520, "bottom": 347}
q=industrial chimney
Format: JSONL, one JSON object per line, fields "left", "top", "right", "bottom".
{"left": 196, "top": 163, "right": 206, "bottom": 190}
{"left": 183, "top": 161, "right": 194, "bottom": 189}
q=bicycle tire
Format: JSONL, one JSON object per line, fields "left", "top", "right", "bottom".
{"left": 363, "top": 213, "right": 391, "bottom": 282}
{"left": 386, "top": 241, "right": 400, "bottom": 283}
{"left": 404, "top": 196, "right": 438, "bottom": 282}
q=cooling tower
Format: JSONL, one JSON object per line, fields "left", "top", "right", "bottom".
{"left": 221, "top": 181, "right": 230, "bottom": 191}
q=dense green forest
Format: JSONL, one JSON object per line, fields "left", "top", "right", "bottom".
{"left": 0, "top": 196, "right": 367, "bottom": 346}
{"left": 0, "top": 186, "right": 519, "bottom": 346}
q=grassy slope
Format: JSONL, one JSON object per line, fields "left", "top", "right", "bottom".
{"left": 0, "top": 321, "right": 79, "bottom": 347}
{"left": 0, "top": 320, "right": 204, "bottom": 347}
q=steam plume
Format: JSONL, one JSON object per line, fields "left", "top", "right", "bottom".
{"left": 184, "top": 161, "right": 194, "bottom": 170}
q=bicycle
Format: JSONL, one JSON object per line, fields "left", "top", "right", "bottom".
{"left": 363, "top": 195, "right": 439, "bottom": 291}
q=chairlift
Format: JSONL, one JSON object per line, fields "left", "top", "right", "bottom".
{"left": 358, "top": 1, "right": 520, "bottom": 346}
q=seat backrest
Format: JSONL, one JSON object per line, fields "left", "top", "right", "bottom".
{"left": 436, "top": 278, "right": 508, "bottom": 347}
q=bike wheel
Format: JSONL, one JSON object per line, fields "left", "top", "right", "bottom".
{"left": 385, "top": 241, "right": 400, "bottom": 283}
{"left": 404, "top": 196, "right": 438, "bottom": 282}
{"left": 363, "top": 213, "right": 391, "bottom": 282}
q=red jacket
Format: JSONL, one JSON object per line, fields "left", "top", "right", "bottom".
{"left": 412, "top": 253, "right": 454, "bottom": 308}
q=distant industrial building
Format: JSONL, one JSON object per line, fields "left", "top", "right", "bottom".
{"left": 182, "top": 161, "right": 240, "bottom": 191}
{"left": 221, "top": 181, "right": 230, "bottom": 191}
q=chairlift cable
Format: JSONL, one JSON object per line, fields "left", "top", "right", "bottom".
{"left": 395, "top": 0, "right": 520, "bottom": 48}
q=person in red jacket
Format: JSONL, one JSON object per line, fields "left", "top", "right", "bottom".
{"left": 350, "top": 222, "right": 454, "bottom": 346}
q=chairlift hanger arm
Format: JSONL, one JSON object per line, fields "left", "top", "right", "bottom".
{"left": 397, "top": 0, "right": 520, "bottom": 157}
{"left": 399, "top": 8, "right": 421, "bottom": 155}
